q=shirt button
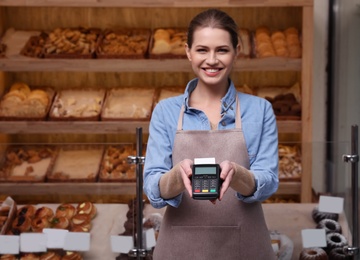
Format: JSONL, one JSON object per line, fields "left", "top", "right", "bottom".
{"left": 221, "top": 122, "right": 226, "bottom": 126}
{"left": 223, "top": 102, "right": 227, "bottom": 107}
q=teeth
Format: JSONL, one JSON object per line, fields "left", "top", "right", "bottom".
{"left": 206, "top": 69, "right": 219, "bottom": 73}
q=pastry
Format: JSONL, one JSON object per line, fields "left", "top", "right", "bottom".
{"left": 39, "top": 252, "right": 61, "bottom": 260}
{"left": 312, "top": 206, "right": 339, "bottom": 224}
{"left": 17, "top": 204, "right": 36, "bottom": 218}
{"left": 151, "top": 28, "right": 187, "bottom": 56}
{"left": 34, "top": 206, "right": 54, "bottom": 220}
{"left": 0, "top": 255, "right": 16, "bottom": 260}
{"left": 20, "top": 253, "right": 41, "bottom": 260}
{"left": 76, "top": 202, "right": 97, "bottom": 219}
{"left": 50, "top": 216, "right": 70, "bottom": 229}
{"left": 61, "top": 252, "right": 83, "bottom": 260}
{"left": 10, "top": 82, "right": 31, "bottom": 96}
{"left": 299, "top": 247, "right": 328, "bottom": 260}
{"left": 12, "top": 215, "right": 32, "bottom": 233}
{"left": 55, "top": 204, "right": 76, "bottom": 219}
{"left": 328, "top": 247, "right": 352, "bottom": 259}
{"left": 316, "top": 219, "right": 342, "bottom": 234}
{"left": 326, "top": 233, "right": 348, "bottom": 252}
{"left": 71, "top": 213, "right": 91, "bottom": 226}
{"left": 31, "top": 217, "right": 51, "bottom": 232}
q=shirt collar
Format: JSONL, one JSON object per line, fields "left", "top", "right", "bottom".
{"left": 183, "top": 78, "right": 237, "bottom": 113}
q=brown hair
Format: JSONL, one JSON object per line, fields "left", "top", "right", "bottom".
{"left": 187, "top": 9, "right": 239, "bottom": 49}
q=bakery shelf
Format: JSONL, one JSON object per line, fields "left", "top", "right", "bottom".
{"left": 0, "top": 182, "right": 136, "bottom": 196}
{"left": 0, "top": 182, "right": 299, "bottom": 197}
{"left": 0, "top": 0, "right": 313, "bottom": 7}
{"left": 0, "top": 120, "right": 301, "bottom": 134}
{"left": 0, "top": 57, "right": 301, "bottom": 72}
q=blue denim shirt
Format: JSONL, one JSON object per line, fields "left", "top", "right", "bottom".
{"left": 143, "top": 78, "right": 279, "bottom": 209}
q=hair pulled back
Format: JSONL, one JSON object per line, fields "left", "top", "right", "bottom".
{"left": 187, "top": 9, "right": 239, "bottom": 49}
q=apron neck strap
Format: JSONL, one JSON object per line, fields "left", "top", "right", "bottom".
{"left": 177, "top": 95, "right": 242, "bottom": 131}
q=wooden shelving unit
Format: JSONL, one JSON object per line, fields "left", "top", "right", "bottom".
{"left": 0, "top": 0, "right": 313, "bottom": 203}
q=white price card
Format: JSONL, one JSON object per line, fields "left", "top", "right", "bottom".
{"left": 301, "top": 229, "right": 327, "bottom": 248}
{"left": 43, "top": 228, "right": 69, "bottom": 249}
{"left": 144, "top": 229, "right": 156, "bottom": 250}
{"left": 110, "top": 235, "right": 133, "bottom": 254}
{"left": 0, "top": 235, "right": 20, "bottom": 255}
{"left": 63, "top": 232, "right": 90, "bottom": 252}
{"left": 20, "top": 233, "right": 47, "bottom": 253}
{"left": 318, "top": 195, "right": 344, "bottom": 214}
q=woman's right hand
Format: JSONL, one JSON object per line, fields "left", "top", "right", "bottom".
{"left": 178, "top": 159, "right": 194, "bottom": 197}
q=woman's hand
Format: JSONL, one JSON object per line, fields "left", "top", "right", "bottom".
{"left": 178, "top": 159, "right": 194, "bottom": 197}
{"left": 218, "top": 160, "right": 235, "bottom": 201}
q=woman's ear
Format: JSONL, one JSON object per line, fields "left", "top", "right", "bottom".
{"left": 236, "top": 42, "right": 241, "bottom": 57}
{"left": 185, "top": 43, "right": 192, "bottom": 61}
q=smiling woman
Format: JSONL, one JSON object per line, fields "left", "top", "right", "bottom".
{"left": 143, "top": 8, "right": 279, "bottom": 260}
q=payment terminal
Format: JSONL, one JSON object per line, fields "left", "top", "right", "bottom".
{"left": 192, "top": 164, "right": 221, "bottom": 200}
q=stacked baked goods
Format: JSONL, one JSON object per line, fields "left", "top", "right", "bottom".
{"left": 150, "top": 28, "right": 187, "bottom": 57}
{"left": 116, "top": 199, "right": 154, "bottom": 260}
{"left": 101, "top": 88, "right": 155, "bottom": 120}
{"left": 0, "top": 82, "right": 53, "bottom": 119}
{"left": 96, "top": 29, "right": 151, "bottom": 58}
{"left": 266, "top": 93, "right": 301, "bottom": 118}
{"left": 278, "top": 144, "right": 302, "bottom": 181}
{"left": 99, "top": 145, "right": 137, "bottom": 182}
{"left": 254, "top": 26, "right": 301, "bottom": 58}
{"left": 299, "top": 206, "right": 350, "bottom": 259}
{"left": 47, "top": 146, "right": 104, "bottom": 182}
{"left": 20, "top": 32, "right": 48, "bottom": 58}
{"left": 0, "top": 146, "right": 56, "bottom": 182}
{"left": 43, "top": 27, "right": 100, "bottom": 58}
{"left": 238, "top": 29, "right": 251, "bottom": 58}
{"left": 49, "top": 89, "right": 105, "bottom": 120}
{"left": 12, "top": 202, "right": 97, "bottom": 233}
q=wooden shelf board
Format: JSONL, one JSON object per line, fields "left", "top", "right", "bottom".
{"left": 0, "top": 57, "right": 301, "bottom": 72}
{"left": 277, "top": 181, "right": 301, "bottom": 195}
{"left": 0, "top": 0, "right": 313, "bottom": 7}
{"left": 0, "top": 182, "right": 137, "bottom": 196}
{"left": 0, "top": 181, "right": 300, "bottom": 196}
{"left": 0, "top": 121, "right": 150, "bottom": 134}
{"left": 0, "top": 120, "right": 300, "bottom": 134}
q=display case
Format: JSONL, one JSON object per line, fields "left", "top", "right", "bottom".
{"left": 0, "top": 0, "right": 313, "bottom": 203}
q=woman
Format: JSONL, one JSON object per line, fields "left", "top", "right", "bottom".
{"left": 144, "top": 8, "right": 278, "bottom": 259}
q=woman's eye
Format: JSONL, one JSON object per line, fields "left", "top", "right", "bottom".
{"left": 218, "top": 48, "right": 229, "bottom": 53}
{"left": 196, "top": 48, "right": 207, "bottom": 53}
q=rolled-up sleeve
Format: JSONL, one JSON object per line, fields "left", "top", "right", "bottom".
{"left": 236, "top": 98, "right": 279, "bottom": 202}
{"left": 143, "top": 100, "right": 183, "bottom": 209}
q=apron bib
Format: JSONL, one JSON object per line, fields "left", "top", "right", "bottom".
{"left": 153, "top": 97, "right": 275, "bottom": 260}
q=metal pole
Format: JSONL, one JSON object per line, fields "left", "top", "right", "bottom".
{"left": 127, "top": 127, "right": 146, "bottom": 258}
{"left": 136, "top": 127, "right": 144, "bottom": 260}
{"left": 343, "top": 125, "right": 359, "bottom": 258}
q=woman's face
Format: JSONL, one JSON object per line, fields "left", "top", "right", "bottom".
{"left": 186, "top": 27, "right": 239, "bottom": 88}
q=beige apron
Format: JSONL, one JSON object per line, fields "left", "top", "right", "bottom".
{"left": 153, "top": 97, "right": 275, "bottom": 260}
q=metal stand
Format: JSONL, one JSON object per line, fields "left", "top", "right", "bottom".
{"left": 127, "top": 127, "right": 147, "bottom": 259}
{"left": 343, "top": 125, "right": 359, "bottom": 258}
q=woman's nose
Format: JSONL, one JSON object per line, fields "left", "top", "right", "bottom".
{"left": 206, "top": 52, "right": 219, "bottom": 64}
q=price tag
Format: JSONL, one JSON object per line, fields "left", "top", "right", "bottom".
{"left": 63, "top": 232, "right": 90, "bottom": 252}
{"left": 318, "top": 195, "right": 344, "bottom": 213}
{"left": 20, "top": 233, "right": 47, "bottom": 253}
{"left": 144, "top": 229, "right": 156, "bottom": 249}
{"left": 43, "top": 228, "right": 69, "bottom": 249}
{"left": 0, "top": 235, "right": 20, "bottom": 254}
{"left": 110, "top": 235, "right": 133, "bottom": 254}
{"left": 301, "top": 229, "right": 327, "bottom": 248}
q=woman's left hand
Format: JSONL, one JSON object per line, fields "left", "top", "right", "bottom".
{"left": 210, "top": 160, "right": 235, "bottom": 204}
